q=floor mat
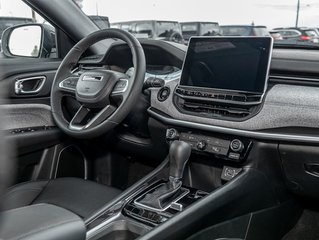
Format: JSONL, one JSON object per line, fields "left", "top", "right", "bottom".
{"left": 282, "top": 209, "right": 319, "bottom": 240}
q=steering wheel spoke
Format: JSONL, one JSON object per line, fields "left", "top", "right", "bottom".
{"left": 69, "top": 104, "right": 117, "bottom": 131}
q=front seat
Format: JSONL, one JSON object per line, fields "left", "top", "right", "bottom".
{"left": 1, "top": 178, "right": 121, "bottom": 220}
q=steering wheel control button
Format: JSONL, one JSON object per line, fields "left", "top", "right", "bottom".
{"left": 221, "top": 166, "right": 242, "bottom": 181}
{"left": 230, "top": 139, "right": 244, "bottom": 153}
{"left": 196, "top": 140, "right": 207, "bottom": 151}
{"left": 60, "top": 77, "right": 79, "bottom": 90}
{"left": 112, "top": 79, "right": 128, "bottom": 94}
{"left": 157, "top": 87, "right": 170, "bottom": 102}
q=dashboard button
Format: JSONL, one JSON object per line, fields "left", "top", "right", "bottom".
{"left": 158, "top": 87, "right": 170, "bottom": 102}
{"left": 228, "top": 152, "right": 241, "bottom": 161}
{"left": 176, "top": 88, "right": 183, "bottom": 94}
{"left": 194, "top": 91, "right": 202, "bottom": 97}
{"left": 230, "top": 139, "right": 244, "bottom": 153}
{"left": 196, "top": 140, "right": 207, "bottom": 151}
{"left": 166, "top": 128, "right": 179, "bottom": 140}
{"left": 208, "top": 146, "right": 228, "bottom": 155}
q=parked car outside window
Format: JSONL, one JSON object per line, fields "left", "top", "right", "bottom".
{"left": 181, "top": 22, "right": 220, "bottom": 43}
{"left": 220, "top": 25, "right": 269, "bottom": 36}
{"left": 275, "top": 27, "right": 319, "bottom": 44}
{"left": 112, "top": 20, "right": 184, "bottom": 43}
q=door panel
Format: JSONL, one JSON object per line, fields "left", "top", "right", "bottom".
{"left": 0, "top": 58, "right": 84, "bottom": 184}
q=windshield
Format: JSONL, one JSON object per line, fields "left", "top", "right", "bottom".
{"left": 3, "top": 0, "right": 319, "bottom": 48}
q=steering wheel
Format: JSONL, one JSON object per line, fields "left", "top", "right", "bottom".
{"left": 51, "top": 29, "right": 146, "bottom": 138}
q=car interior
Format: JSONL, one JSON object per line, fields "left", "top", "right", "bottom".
{"left": 1, "top": 0, "right": 319, "bottom": 240}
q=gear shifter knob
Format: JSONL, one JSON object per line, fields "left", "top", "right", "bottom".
{"left": 169, "top": 141, "right": 191, "bottom": 180}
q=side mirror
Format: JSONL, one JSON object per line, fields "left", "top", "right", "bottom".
{"left": 1, "top": 23, "right": 55, "bottom": 58}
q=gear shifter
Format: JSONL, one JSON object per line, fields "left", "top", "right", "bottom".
{"left": 169, "top": 140, "right": 192, "bottom": 180}
{"left": 137, "top": 141, "right": 191, "bottom": 210}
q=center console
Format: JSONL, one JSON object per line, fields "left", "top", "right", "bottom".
{"left": 87, "top": 140, "right": 209, "bottom": 240}
{"left": 86, "top": 132, "right": 254, "bottom": 240}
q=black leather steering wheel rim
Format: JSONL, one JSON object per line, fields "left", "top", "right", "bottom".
{"left": 51, "top": 29, "right": 146, "bottom": 138}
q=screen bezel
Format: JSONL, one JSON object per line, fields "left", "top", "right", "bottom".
{"left": 178, "top": 36, "right": 274, "bottom": 95}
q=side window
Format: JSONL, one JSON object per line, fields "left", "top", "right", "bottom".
{"left": 0, "top": 0, "right": 58, "bottom": 58}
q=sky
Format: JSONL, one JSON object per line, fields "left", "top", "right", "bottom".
{"left": 1, "top": 0, "right": 319, "bottom": 29}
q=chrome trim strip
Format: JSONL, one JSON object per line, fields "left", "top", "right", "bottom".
{"left": 82, "top": 75, "right": 104, "bottom": 81}
{"left": 270, "top": 75, "right": 319, "bottom": 82}
{"left": 86, "top": 213, "right": 121, "bottom": 239}
{"left": 148, "top": 108, "right": 319, "bottom": 144}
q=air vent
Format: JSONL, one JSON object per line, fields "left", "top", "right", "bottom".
{"left": 181, "top": 100, "right": 252, "bottom": 119}
{"left": 174, "top": 89, "right": 263, "bottom": 121}
{"left": 175, "top": 88, "right": 262, "bottom": 105}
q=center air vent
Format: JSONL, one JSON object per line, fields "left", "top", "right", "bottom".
{"left": 174, "top": 88, "right": 263, "bottom": 121}
{"left": 182, "top": 100, "right": 251, "bottom": 119}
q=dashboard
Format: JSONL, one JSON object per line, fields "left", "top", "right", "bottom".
{"left": 79, "top": 38, "right": 319, "bottom": 145}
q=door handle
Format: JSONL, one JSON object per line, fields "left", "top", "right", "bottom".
{"left": 15, "top": 76, "right": 46, "bottom": 95}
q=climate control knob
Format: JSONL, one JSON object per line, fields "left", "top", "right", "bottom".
{"left": 230, "top": 139, "right": 244, "bottom": 153}
{"left": 197, "top": 140, "right": 207, "bottom": 151}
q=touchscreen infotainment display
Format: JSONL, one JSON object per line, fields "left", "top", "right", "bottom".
{"left": 179, "top": 37, "right": 273, "bottom": 94}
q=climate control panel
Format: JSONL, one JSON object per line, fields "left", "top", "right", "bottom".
{"left": 166, "top": 128, "right": 252, "bottom": 162}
